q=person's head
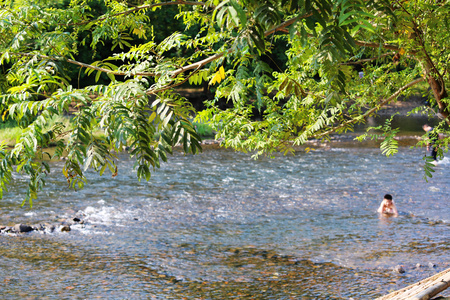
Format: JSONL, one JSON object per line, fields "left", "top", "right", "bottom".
{"left": 384, "top": 194, "right": 393, "bottom": 201}
{"left": 423, "top": 124, "right": 432, "bottom": 132}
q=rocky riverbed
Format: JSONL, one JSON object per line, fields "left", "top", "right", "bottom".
{"left": 0, "top": 216, "right": 85, "bottom": 234}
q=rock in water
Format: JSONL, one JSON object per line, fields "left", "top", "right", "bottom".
{"left": 61, "top": 225, "right": 71, "bottom": 232}
{"left": 13, "top": 224, "right": 34, "bottom": 233}
{"left": 394, "top": 265, "right": 406, "bottom": 274}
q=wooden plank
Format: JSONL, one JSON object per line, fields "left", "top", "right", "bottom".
{"left": 377, "top": 268, "right": 450, "bottom": 300}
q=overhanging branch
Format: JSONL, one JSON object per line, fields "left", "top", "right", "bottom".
{"left": 3, "top": 52, "right": 156, "bottom": 77}
{"left": 169, "top": 14, "right": 313, "bottom": 77}
{"left": 3, "top": 11, "right": 406, "bottom": 87}
{"left": 312, "top": 77, "right": 426, "bottom": 139}
{"left": 2, "top": 13, "right": 310, "bottom": 80}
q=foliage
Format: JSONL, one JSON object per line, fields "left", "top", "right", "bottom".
{"left": 1, "top": 0, "right": 450, "bottom": 203}
{"left": 193, "top": 121, "right": 215, "bottom": 138}
{"left": 355, "top": 114, "right": 400, "bottom": 157}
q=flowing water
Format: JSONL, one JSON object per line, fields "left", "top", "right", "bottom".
{"left": 1, "top": 139, "right": 449, "bottom": 299}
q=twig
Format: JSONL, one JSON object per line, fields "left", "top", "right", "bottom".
{"left": 340, "top": 52, "right": 395, "bottom": 65}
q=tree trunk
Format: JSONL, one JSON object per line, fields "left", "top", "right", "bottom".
{"left": 422, "top": 61, "right": 450, "bottom": 124}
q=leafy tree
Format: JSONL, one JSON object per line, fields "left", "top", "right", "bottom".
{"left": 0, "top": 0, "right": 449, "bottom": 204}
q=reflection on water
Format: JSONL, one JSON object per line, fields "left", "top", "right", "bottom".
{"left": 0, "top": 145, "right": 449, "bottom": 299}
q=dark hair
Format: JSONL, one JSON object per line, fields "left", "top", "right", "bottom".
{"left": 384, "top": 194, "right": 393, "bottom": 200}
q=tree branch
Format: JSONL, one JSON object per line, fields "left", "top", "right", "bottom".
{"left": 170, "top": 52, "right": 225, "bottom": 77}
{"left": 264, "top": 12, "right": 313, "bottom": 36}
{"left": 3, "top": 12, "right": 309, "bottom": 80}
{"left": 169, "top": 14, "right": 314, "bottom": 77}
{"left": 4, "top": 12, "right": 405, "bottom": 88}
{"left": 341, "top": 52, "right": 395, "bottom": 65}
{"left": 4, "top": 52, "right": 156, "bottom": 77}
{"left": 312, "top": 77, "right": 426, "bottom": 139}
{"left": 148, "top": 65, "right": 202, "bottom": 95}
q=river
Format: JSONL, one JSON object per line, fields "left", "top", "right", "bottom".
{"left": 0, "top": 137, "right": 449, "bottom": 299}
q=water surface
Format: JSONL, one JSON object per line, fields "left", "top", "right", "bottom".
{"left": 1, "top": 143, "right": 449, "bottom": 299}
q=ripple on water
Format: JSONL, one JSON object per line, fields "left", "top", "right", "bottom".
{"left": 1, "top": 147, "right": 449, "bottom": 299}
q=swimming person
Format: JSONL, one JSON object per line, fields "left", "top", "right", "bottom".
{"left": 377, "top": 194, "right": 398, "bottom": 217}
{"left": 422, "top": 124, "right": 439, "bottom": 166}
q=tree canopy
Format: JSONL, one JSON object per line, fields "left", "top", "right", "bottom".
{"left": 1, "top": 0, "right": 449, "bottom": 204}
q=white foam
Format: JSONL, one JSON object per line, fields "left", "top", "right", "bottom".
{"left": 438, "top": 157, "right": 450, "bottom": 165}
{"left": 222, "top": 177, "right": 235, "bottom": 183}
{"left": 82, "top": 205, "right": 132, "bottom": 225}
{"left": 75, "top": 225, "right": 114, "bottom": 236}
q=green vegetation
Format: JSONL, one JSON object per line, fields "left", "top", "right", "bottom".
{"left": 1, "top": 0, "right": 450, "bottom": 203}
{"left": 0, "top": 119, "right": 22, "bottom": 145}
{"left": 0, "top": 115, "right": 72, "bottom": 146}
{"left": 193, "top": 121, "right": 215, "bottom": 138}
{"left": 0, "top": 117, "right": 215, "bottom": 146}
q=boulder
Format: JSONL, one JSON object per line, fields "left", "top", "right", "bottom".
{"left": 61, "top": 225, "right": 71, "bottom": 232}
{"left": 13, "top": 224, "right": 34, "bottom": 233}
